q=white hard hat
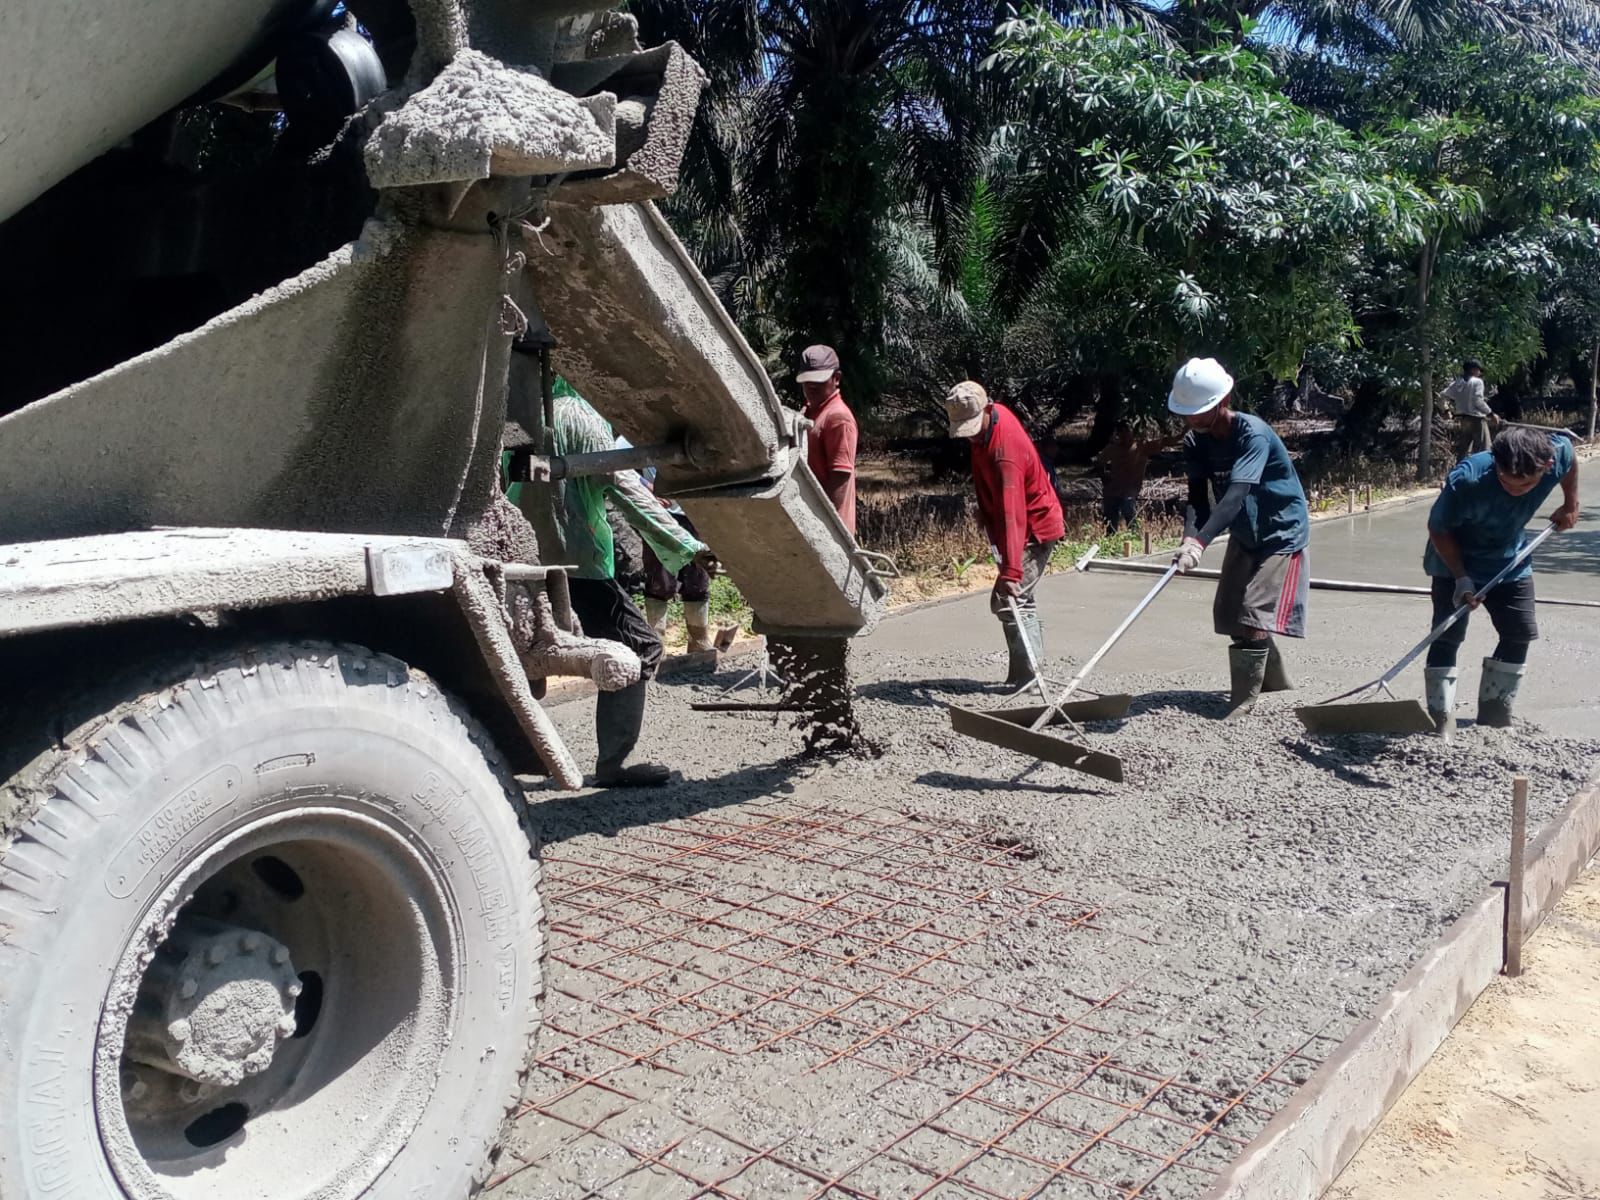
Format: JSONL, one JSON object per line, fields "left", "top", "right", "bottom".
{"left": 1168, "top": 358, "right": 1234, "bottom": 416}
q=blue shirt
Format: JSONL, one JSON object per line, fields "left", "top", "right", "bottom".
{"left": 1183, "top": 413, "right": 1310, "bottom": 555}
{"left": 1423, "top": 436, "right": 1574, "bottom": 583}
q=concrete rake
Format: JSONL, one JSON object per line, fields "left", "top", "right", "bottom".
{"left": 1296, "top": 523, "right": 1557, "bottom": 735}
{"left": 948, "top": 563, "right": 1180, "bottom": 784}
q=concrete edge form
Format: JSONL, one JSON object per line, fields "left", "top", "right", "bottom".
{"left": 1200, "top": 768, "right": 1600, "bottom": 1200}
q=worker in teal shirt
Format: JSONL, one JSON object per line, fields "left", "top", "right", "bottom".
{"left": 1421, "top": 427, "right": 1579, "bottom": 735}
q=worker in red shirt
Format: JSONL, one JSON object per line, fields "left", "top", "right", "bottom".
{"left": 945, "top": 380, "right": 1066, "bottom": 684}
{"left": 796, "top": 344, "right": 858, "bottom": 534}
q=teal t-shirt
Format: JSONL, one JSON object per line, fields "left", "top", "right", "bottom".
{"left": 1423, "top": 436, "right": 1574, "bottom": 583}
{"left": 1183, "top": 413, "right": 1310, "bottom": 555}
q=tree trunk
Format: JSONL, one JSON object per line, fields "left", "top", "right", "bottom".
{"left": 1589, "top": 342, "right": 1599, "bottom": 441}
{"left": 1415, "top": 237, "right": 1438, "bottom": 481}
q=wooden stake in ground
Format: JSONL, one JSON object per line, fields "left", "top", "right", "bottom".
{"left": 1506, "top": 775, "right": 1529, "bottom": 977}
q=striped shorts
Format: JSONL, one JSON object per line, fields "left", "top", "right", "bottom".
{"left": 1213, "top": 540, "right": 1309, "bottom": 639}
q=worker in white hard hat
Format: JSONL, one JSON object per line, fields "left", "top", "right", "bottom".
{"left": 1168, "top": 358, "right": 1311, "bottom": 720}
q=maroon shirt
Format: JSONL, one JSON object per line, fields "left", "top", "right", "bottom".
{"left": 805, "top": 390, "right": 858, "bottom": 533}
{"left": 971, "top": 404, "right": 1065, "bottom": 582}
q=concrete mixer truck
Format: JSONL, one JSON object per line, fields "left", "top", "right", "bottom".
{"left": 0, "top": 3, "right": 884, "bottom": 1195}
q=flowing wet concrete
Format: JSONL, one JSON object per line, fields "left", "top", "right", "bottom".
{"left": 491, "top": 501, "right": 1598, "bottom": 1199}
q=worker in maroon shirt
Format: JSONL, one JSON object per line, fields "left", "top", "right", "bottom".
{"left": 945, "top": 380, "right": 1066, "bottom": 684}
{"left": 795, "top": 344, "right": 859, "bottom": 534}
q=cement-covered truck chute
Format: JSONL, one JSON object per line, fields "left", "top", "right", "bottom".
{"left": 0, "top": 3, "right": 885, "bottom": 1195}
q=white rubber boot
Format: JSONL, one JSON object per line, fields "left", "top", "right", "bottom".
{"left": 1424, "top": 666, "right": 1458, "bottom": 739}
{"left": 643, "top": 597, "right": 671, "bottom": 635}
{"left": 683, "top": 600, "right": 714, "bottom": 653}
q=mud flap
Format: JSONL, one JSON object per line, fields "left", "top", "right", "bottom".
{"left": 949, "top": 706, "right": 1125, "bottom": 784}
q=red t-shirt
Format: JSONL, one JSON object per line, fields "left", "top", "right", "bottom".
{"left": 805, "top": 391, "right": 858, "bottom": 533}
{"left": 971, "top": 404, "right": 1066, "bottom": 582}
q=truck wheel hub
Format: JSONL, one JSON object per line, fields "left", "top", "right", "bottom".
{"left": 126, "top": 917, "right": 299, "bottom": 1088}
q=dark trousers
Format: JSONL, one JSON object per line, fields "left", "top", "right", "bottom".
{"left": 643, "top": 512, "right": 710, "bottom": 602}
{"left": 569, "top": 577, "right": 664, "bottom": 680}
{"left": 1101, "top": 495, "right": 1137, "bottom": 533}
{"left": 1425, "top": 576, "right": 1537, "bottom": 668}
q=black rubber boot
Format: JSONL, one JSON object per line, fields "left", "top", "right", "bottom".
{"left": 1261, "top": 638, "right": 1294, "bottom": 693}
{"left": 1224, "top": 645, "right": 1269, "bottom": 722}
{"left": 594, "top": 681, "right": 671, "bottom": 787}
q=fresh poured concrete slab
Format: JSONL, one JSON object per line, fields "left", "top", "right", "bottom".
{"left": 497, "top": 505, "right": 1599, "bottom": 1199}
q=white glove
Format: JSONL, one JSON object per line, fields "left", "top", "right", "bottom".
{"left": 1174, "top": 538, "right": 1204, "bottom": 573}
{"left": 1452, "top": 576, "right": 1479, "bottom": 608}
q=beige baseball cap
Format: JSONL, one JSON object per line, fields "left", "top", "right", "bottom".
{"left": 944, "top": 380, "right": 989, "bottom": 438}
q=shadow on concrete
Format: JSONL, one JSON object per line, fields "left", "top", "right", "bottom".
{"left": 1533, "top": 526, "right": 1600, "bottom": 582}
{"left": 914, "top": 769, "right": 1104, "bottom": 798}
{"left": 522, "top": 757, "right": 811, "bottom": 845}
{"left": 1282, "top": 738, "right": 1397, "bottom": 789}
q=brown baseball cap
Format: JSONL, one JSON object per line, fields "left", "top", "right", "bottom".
{"left": 796, "top": 344, "right": 841, "bottom": 384}
{"left": 944, "top": 380, "right": 989, "bottom": 438}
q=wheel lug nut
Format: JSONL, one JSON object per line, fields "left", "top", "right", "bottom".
{"left": 179, "top": 978, "right": 198, "bottom": 1000}
{"left": 206, "top": 945, "right": 228, "bottom": 966}
{"left": 129, "top": 1080, "right": 149, "bottom": 1101}
{"left": 286, "top": 982, "right": 303, "bottom": 999}
{"left": 276, "top": 1016, "right": 297, "bottom": 1039}
{"left": 240, "top": 934, "right": 260, "bottom": 954}
{"left": 270, "top": 946, "right": 291, "bottom": 966}
{"left": 169, "top": 1019, "right": 191, "bottom": 1043}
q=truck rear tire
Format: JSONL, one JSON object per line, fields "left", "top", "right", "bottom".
{"left": 0, "top": 642, "right": 544, "bottom": 1199}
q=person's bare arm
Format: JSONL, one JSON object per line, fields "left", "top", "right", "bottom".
{"left": 1552, "top": 460, "right": 1580, "bottom": 530}
{"left": 821, "top": 469, "right": 853, "bottom": 518}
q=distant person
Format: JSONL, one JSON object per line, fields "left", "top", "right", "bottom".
{"left": 552, "top": 380, "right": 719, "bottom": 786}
{"left": 1095, "top": 419, "right": 1181, "bottom": 533}
{"left": 1420, "top": 426, "right": 1579, "bottom": 736}
{"left": 1168, "top": 358, "right": 1310, "bottom": 721}
{"left": 1443, "top": 359, "right": 1499, "bottom": 461}
{"left": 944, "top": 380, "right": 1066, "bottom": 685}
{"left": 795, "top": 344, "right": 858, "bottom": 534}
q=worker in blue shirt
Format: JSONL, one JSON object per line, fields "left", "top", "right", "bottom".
{"left": 1422, "top": 427, "right": 1580, "bottom": 735}
{"left": 1168, "top": 358, "right": 1311, "bottom": 720}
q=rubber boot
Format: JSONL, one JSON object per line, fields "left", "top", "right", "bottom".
{"left": 1424, "top": 666, "right": 1458, "bottom": 739}
{"left": 643, "top": 597, "right": 671, "bottom": 636}
{"left": 683, "top": 600, "right": 714, "bottom": 654}
{"left": 1261, "top": 639, "right": 1294, "bottom": 693}
{"left": 1001, "top": 616, "right": 1033, "bottom": 686}
{"left": 1476, "top": 658, "right": 1525, "bottom": 729}
{"left": 1224, "top": 645, "right": 1269, "bottom": 722}
{"left": 594, "top": 681, "right": 671, "bottom": 787}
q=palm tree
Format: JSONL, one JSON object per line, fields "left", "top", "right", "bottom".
{"left": 632, "top": 1, "right": 1079, "bottom": 404}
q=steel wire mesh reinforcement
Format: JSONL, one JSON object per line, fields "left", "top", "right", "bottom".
{"left": 486, "top": 803, "right": 1334, "bottom": 1200}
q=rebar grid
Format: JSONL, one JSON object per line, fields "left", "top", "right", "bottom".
{"left": 488, "top": 804, "right": 1329, "bottom": 1199}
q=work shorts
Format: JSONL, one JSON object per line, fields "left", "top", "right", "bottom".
{"left": 1214, "top": 540, "right": 1309, "bottom": 639}
{"left": 1429, "top": 575, "right": 1538, "bottom": 650}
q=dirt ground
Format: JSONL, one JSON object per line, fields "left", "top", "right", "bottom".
{"left": 486, "top": 502, "right": 1600, "bottom": 1199}
{"left": 1329, "top": 863, "right": 1600, "bottom": 1200}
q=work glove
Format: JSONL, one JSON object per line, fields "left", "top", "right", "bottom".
{"left": 692, "top": 548, "right": 722, "bottom": 577}
{"left": 1452, "top": 576, "right": 1481, "bottom": 609}
{"left": 1173, "top": 538, "right": 1204, "bottom": 574}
